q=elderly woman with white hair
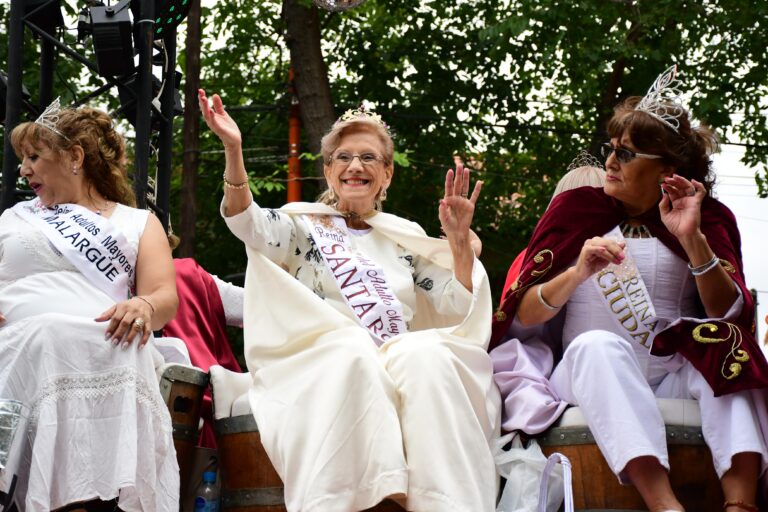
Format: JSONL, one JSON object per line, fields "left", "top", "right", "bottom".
{"left": 198, "top": 90, "right": 500, "bottom": 512}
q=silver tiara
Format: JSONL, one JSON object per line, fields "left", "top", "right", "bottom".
{"left": 34, "top": 97, "right": 70, "bottom": 141}
{"left": 635, "top": 65, "right": 686, "bottom": 133}
{"left": 337, "top": 104, "right": 389, "bottom": 132}
{"left": 567, "top": 150, "right": 604, "bottom": 171}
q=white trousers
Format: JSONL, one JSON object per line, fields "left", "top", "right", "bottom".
{"left": 251, "top": 327, "right": 500, "bottom": 512}
{"left": 550, "top": 329, "right": 768, "bottom": 482}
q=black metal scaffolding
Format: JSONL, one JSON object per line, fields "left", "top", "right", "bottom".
{"left": 1, "top": 0, "right": 178, "bottom": 231}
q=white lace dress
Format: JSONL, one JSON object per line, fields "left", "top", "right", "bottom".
{"left": 0, "top": 205, "right": 179, "bottom": 512}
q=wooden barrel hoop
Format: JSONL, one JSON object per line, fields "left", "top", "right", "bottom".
{"left": 539, "top": 422, "right": 723, "bottom": 511}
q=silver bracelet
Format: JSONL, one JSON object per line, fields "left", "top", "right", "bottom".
{"left": 537, "top": 284, "right": 560, "bottom": 311}
{"left": 687, "top": 254, "right": 720, "bottom": 277}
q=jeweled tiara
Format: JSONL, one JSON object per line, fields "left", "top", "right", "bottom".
{"left": 34, "top": 97, "right": 70, "bottom": 141}
{"left": 567, "top": 150, "right": 604, "bottom": 171}
{"left": 337, "top": 104, "right": 389, "bottom": 132}
{"left": 635, "top": 65, "right": 686, "bottom": 133}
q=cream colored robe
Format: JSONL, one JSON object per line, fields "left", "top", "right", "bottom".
{"left": 225, "top": 201, "right": 500, "bottom": 512}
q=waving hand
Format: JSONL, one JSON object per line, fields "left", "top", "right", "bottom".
{"left": 198, "top": 89, "right": 242, "bottom": 148}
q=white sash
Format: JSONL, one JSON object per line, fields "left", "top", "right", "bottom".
{"left": 302, "top": 214, "right": 408, "bottom": 345}
{"left": 13, "top": 199, "right": 136, "bottom": 303}
{"left": 591, "top": 226, "right": 668, "bottom": 349}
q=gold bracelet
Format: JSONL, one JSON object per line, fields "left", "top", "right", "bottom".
{"left": 135, "top": 295, "right": 156, "bottom": 315}
{"left": 223, "top": 172, "right": 249, "bottom": 190}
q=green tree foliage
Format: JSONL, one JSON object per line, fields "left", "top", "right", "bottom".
{"left": 304, "top": 0, "right": 768, "bottom": 293}
{"left": 3, "top": 0, "right": 767, "bottom": 295}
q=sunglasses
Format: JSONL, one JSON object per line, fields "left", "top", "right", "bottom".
{"left": 600, "top": 143, "right": 663, "bottom": 164}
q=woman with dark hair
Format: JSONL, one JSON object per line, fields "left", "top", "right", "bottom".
{"left": 0, "top": 101, "right": 179, "bottom": 511}
{"left": 491, "top": 67, "right": 768, "bottom": 512}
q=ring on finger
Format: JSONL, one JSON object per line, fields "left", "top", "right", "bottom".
{"left": 687, "top": 188, "right": 696, "bottom": 196}
{"left": 133, "top": 317, "right": 146, "bottom": 330}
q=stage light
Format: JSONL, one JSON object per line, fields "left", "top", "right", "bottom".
{"left": 89, "top": 0, "right": 135, "bottom": 77}
{"left": 131, "top": 0, "right": 193, "bottom": 40}
{"left": 312, "top": 0, "right": 367, "bottom": 12}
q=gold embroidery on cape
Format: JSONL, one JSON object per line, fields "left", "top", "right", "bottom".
{"left": 531, "top": 250, "right": 554, "bottom": 277}
{"left": 494, "top": 249, "right": 555, "bottom": 319}
{"left": 692, "top": 322, "right": 750, "bottom": 380}
{"left": 720, "top": 259, "right": 736, "bottom": 274}
{"left": 513, "top": 249, "right": 554, "bottom": 298}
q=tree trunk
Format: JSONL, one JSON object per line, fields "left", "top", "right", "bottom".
{"left": 590, "top": 18, "right": 644, "bottom": 152}
{"left": 283, "top": 0, "right": 336, "bottom": 177}
{"left": 179, "top": 0, "right": 202, "bottom": 257}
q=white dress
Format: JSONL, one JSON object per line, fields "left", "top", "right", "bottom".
{"left": 0, "top": 205, "right": 179, "bottom": 512}
{"left": 224, "top": 201, "right": 500, "bottom": 512}
{"left": 550, "top": 237, "right": 768, "bottom": 481}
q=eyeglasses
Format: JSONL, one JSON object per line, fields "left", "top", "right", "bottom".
{"left": 329, "top": 152, "right": 384, "bottom": 167}
{"left": 600, "top": 143, "right": 662, "bottom": 164}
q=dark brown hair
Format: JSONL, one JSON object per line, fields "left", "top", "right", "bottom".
{"left": 11, "top": 106, "right": 136, "bottom": 206}
{"left": 607, "top": 96, "right": 719, "bottom": 194}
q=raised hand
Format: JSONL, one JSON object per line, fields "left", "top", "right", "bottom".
{"left": 573, "top": 236, "right": 626, "bottom": 283}
{"left": 198, "top": 89, "right": 242, "bottom": 148}
{"left": 439, "top": 162, "right": 482, "bottom": 245}
{"left": 659, "top": 174, "right": 705, "bottom": 240}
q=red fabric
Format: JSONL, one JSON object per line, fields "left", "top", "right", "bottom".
{"left": 163, "top": 258, "right": 242, "bottom": 447}
{"left": 501, "top": 249, "right": 527, "bottom": 299}
{"left": 490, "top": 186, "right": 768, "bottom": 396}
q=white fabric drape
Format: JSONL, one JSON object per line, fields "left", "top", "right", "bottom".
{"left": 226, "top": 201, "right": 500, "bottom": 512}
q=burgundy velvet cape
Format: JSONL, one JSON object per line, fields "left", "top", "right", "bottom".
{"left": 489, "top": 186, "right": 768, "bottom": 396}
{"left": 163, "top": 258, "right": 242, "bottom": 447}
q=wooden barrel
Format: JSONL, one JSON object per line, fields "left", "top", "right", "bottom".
{"left": 214, "top": 414, "right": 405, "bottom": 512}
{"left": 538, "top": 399, "right": 723, "bottom": 511}
{"left": 158, "top": 364, "right": 209, "bottom": 499}
{"left": 215, "top": 414, "right": 285, "bottom": 512}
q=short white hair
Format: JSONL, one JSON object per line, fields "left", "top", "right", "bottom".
{"left": 548, "top": 166, "right": 606, "bottom": 208}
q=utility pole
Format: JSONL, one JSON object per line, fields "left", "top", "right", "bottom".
{"left": 287, "top": 67, "right": 301, "bottom": 203}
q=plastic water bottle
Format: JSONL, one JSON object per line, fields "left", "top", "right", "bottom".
{"left": 193, "top": 471, "right": 220, "bottom": 512}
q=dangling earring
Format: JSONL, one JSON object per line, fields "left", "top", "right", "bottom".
{"left": 328, "top": 187, "right": 336, "bottom": 202}
{"left": 72, "top": 166, "right": 78, "bottom": 176}
{"left": 379, "top": 187, "right": 387, "bottom": 201}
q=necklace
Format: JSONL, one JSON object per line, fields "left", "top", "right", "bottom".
{"left": 80, "top": 200, "right": 114, "bottom": 215}
{"left": 620, "top": 222, "right": 652, "bottom": 239}
{"left": 95, "top": 201, "right": 115, "bottom": 216}
{"left": 339, "top": 209, "right": 377, "bottom": 229}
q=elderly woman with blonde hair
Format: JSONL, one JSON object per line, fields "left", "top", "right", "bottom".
{"left": 198, "top": 90, "right": 500, "bottom": 512}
